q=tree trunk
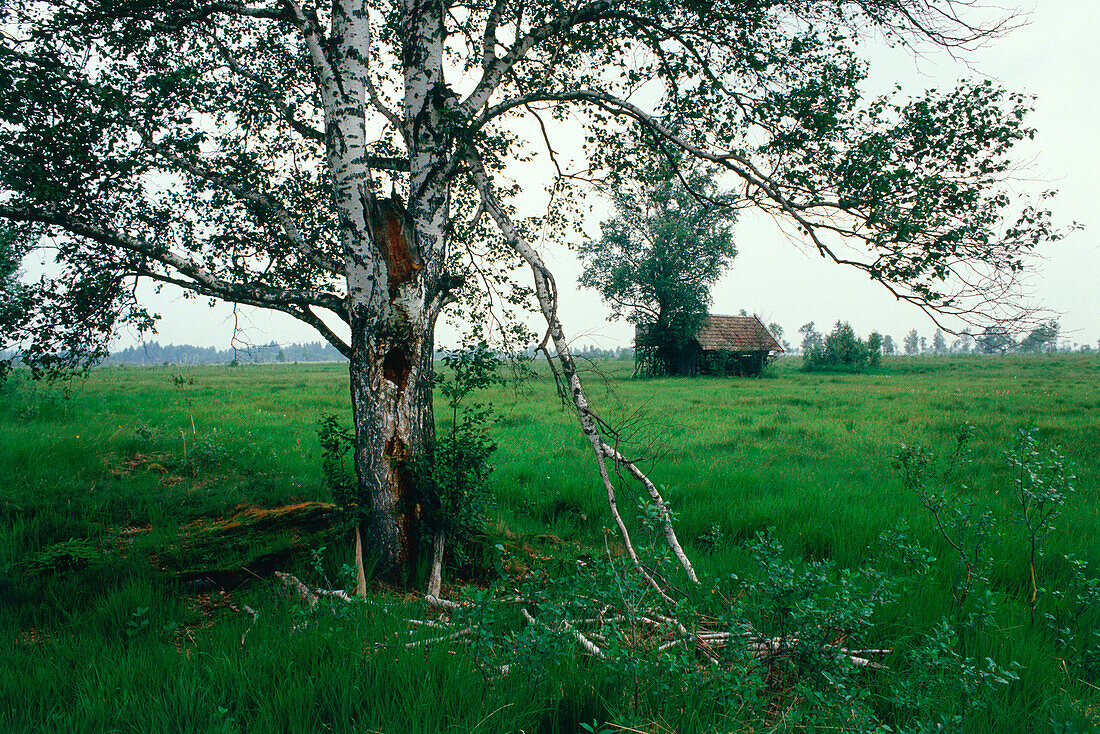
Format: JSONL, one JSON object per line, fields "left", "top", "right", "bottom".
{"left": 348, "top": 308, "right": 435, "bottom": 582}
{"left": 341, "top": 189, "right": 446, "bottom": 585}
{"left": 426, "top": 527, "right": 445, "bottom": 598}
{"left": 326, "top": 0, "right": 450, "bottom": 587}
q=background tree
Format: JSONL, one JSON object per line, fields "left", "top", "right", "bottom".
{"left": 932, "top": 329, "right": 947, "bottom": 354}
{"left": 963, "top": 331, "right": 975, "bottom": 353}
{"left": 1020, "top": 321, "right": 1060, "bottom": 354}
{"left": 868, "top": 331, "right": 884, "bottom": 359}
{"left": 769, "top": 322, "right": 791, "bottom": 352}
{"left": 978, "top": 327, "right": 1016, "bottom": 355}
{"left": 905, "top": 330, "right": 921, "bottom": 356}
{"left": 804, "top": 321, "right": 880, "bottom": 370}
{"left": 0, "top": 0, "right": 1066, "bottom": 589}
{"left": 800, "top": 322, "right": 824, "bottom": 355}
{"left": 579, "top": 171, "right": 736, "bottom": 376}
{"left": 883, "top": 335, "right": 896, "bottom": 356}
{"left": 954, "top": 331, "right": 974, "bottom": 354}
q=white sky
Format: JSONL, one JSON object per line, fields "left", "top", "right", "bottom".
{"left": 112, "top": 1, "right": 1099, "bottom": 352}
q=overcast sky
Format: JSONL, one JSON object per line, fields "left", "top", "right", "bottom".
{"left": 112, "top": 1, "right": 1099, "bottom": 352}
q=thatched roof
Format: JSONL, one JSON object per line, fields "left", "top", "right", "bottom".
{"left": 635, "top": 315, "right": 784, "bottom": 353}
{"left": 694, "top": 315, "right": 783, "bottom": 352}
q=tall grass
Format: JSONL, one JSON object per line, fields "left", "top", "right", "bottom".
{"left": 0, "top": 355, "right": 1097, "bottom": 731}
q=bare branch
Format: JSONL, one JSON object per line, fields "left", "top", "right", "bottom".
{"left": 463, "top": 149, "right": 698, "bottom": 590}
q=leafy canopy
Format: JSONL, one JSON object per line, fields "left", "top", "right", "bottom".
{"left": 0, "top": 0, "right": 1066, "bottom": 375}
{"left": 579, "top": 170, "right": 736, "bottom": 353}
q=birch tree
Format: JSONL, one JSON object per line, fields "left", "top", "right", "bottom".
{"left": 0, "top": 0, "right": 1063, "bottom": 590}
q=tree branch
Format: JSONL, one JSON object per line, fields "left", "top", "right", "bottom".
{"left": 209, "top": 31, "right": 328, "bottom": 144}
{"left": 0, "top": 205, "right": 346, "bottom": 314}
{"left": 155, "top": 148, "right": 346, "bottom": 277}
{"left": 459, "top": 0, "right": 614, "bottom": 117}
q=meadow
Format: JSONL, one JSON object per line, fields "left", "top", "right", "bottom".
{"left": 1, "top": 355, "right": 1097, "bottom": 732}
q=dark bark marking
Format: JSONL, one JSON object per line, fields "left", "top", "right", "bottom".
{"left": 384, "top": 433, "right": 407, "bottom": 458}
{"left": 398, "top": 474, "right": 418, "bottom": 577}
{"left": 382, "top": 346, "right": 411, "bottom": 395}
{"left": 382, "top": 433, "right": 417, "bottom": 578}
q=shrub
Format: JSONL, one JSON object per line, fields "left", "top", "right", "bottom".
{"left": 317, "top": 414, "right": 356, "bottom": 510}
{"left": 803, "top": 321, "right": 881, "bottom": 371}
{"left": 408, "top": 344, "right": 500, "bottom": 571}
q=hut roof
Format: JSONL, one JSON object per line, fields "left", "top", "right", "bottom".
{"left": 695, "top": 315, "right": 783, "bottom": 352}
{"left": 635, "top": 315, "right": 783, "bottom": 352}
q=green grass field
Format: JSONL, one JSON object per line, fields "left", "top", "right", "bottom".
{"left": 1, "top": 355, "right": 1098, "bottom": 732}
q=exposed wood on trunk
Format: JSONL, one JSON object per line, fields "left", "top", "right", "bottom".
{"left": 354, "top": 526, "right": 368, "bottom": 596}
{"left": 368, "top": 195, "right": 422, "bottom": 293}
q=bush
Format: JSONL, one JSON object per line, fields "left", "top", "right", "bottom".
{"left": 803, "top": 321, "right": 881, "bottom": 371}
{"left": 408, "top": 344, "right": 500, "bottom": 570}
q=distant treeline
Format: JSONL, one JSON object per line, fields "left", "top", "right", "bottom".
{"left": 102, "top": 341, "right": 635, "bottom": 367}
{"left": 104, "top": 341, "right": 348, "bottom": 366}
{"left": 546, "top": 345, "right": 634, "bottom": 360}
{"left": 787, "top": 320, "right": 1096, "bottom": 357}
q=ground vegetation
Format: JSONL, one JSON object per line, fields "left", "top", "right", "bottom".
{"left": 0, "top": 0, "right": 1069, "bottom": 584}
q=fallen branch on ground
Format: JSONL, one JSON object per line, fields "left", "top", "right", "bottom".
{"left": 226, "top": 599, "right": 259, "bottom": 646}
{"left": 273, "top": 573, "right": 890, "bottom": 673}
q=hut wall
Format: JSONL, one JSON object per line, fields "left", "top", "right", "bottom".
{"left": 699, "top": 349, "right": 770, "bottom": 376}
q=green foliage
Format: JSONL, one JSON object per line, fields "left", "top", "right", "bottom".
{"left": 803, "top": 321, "right": 882, "bottom": 371}
{"left": 737, "top": 532, "right": 892, "bottom": 701}
{"left": 1044, "top": 554, "right": 1100, "bottom": 677}
{"left": 886, "top": 619, "right": 1021, "bottom": 731}
{"left": 579, "top": 170, "right": 736, "bottom": 377}
{"left": 186, "top": 434, "right": 230, "bottom": 469}
{"left": 868, "top": 331, "right": 883, "bottom": 358}
{"left": 1007, "top": 423, "right": 1076, "bottom": 617}
{"left": 0, "top": 226, "right": 33, "bottom": 382}
{"left": 408, "top": 343, "right": 501, "bottom": 567}
{"left": 317, "top": 413, "right": 356, "bottom": 511}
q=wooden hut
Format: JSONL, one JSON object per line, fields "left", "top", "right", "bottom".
{"left": 635, "top": 314, "right": 784, "bottom": 376}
